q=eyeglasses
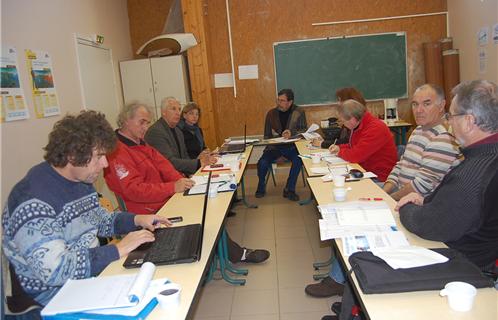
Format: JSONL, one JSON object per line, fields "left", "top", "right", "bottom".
{"left": 277, "top": 98, "right": 290, "bottom": 103}
{"left": 443, "top": 112, "right": 467, "bottom": 121}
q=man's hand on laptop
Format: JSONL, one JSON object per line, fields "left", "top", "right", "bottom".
{"left": 135, "top": 214, "right": 172, "bottom": 231}
{"left": 175, "top": 178, "right": 195, "bottom": 193}
{"left": 115, "top": 229, "right": 155, "bottom": 258}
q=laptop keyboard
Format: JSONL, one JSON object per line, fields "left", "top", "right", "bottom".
{"left": 144, "top": 225, "right": 200, "bottom": 263}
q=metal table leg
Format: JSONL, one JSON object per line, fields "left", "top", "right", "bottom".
{"left": 240, "top": 176, "right": 258, "bottom": 208}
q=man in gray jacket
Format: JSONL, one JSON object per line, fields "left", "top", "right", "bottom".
{"left": 145, "top": 97, "right": 217, "bottom": 176}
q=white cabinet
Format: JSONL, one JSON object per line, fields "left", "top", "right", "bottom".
{"left": 120, "top": 55, "right": 191, "bottom": 118}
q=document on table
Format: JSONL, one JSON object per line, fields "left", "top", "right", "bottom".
{"left": 317, "top": 201, "right": 398, "bottom": 240}
{"left": 300, "top": 123, "right": 321, "bottom": 140}
{"left": 188, "top": 180, "right": 236, "bottom": 195}
{"left": 318, "top": 219, "right": 397, "bottom": 240}
{"left": 41, "top": 262, "right": 160, "bottom": 316}
{"left": 335, "top": 206, "right": 396, "bottom": 226}
{"left": 268, "top": 137, "right": 301, "bottom": 143}
{"left": 342, "top": 232, "right": 409, "bottom": 256}
{"left": 322, "top": 155, "right": 348, "bottom": 165}
{"left": 217, "top": 153, "right": 242, "bottom": 165}
{"left": 190, "top": 173, "right": 234, "bottom": 185}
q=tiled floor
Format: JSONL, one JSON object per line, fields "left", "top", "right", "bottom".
{"left": 189, "top": 169, "right": 341, "bottom": 320}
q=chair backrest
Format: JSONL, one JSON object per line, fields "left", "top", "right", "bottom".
{"left": 2, "top": 252, "right": 41, "bottom": 315}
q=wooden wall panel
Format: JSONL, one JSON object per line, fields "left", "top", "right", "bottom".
{"left": 127, "top": 0, "right": 174, "bottom": 57}
{"left": 127, "top": 0, "right": 447, "bottom": 145}
{"left": 204, "top": 0, "right": 447, "bottom": 143}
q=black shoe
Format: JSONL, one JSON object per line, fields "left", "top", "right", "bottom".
{"left": 227, "top": 210, "right": 237, "bottom": 217}
{"left": 241, "top": 248, "right": 270, "bottom": 263}
{"left": 305, "top": 276, "right": 344, "bottom": 297}
{"left": 283, "top": 188, "right": 300, "bottom": 201}
{"left": 255, "top": 190, "right": 265, "bottom": 198}
{"left": 321, "top": 316, "right": 338, "bottom": 320}
{"left": 331, "top": 302, "right": 342, "bottom": 315}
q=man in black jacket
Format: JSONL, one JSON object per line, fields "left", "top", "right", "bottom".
{"left": 256, "top": 89, "right": 307, "bottom": 201}
{"left": 397, "top": 79, "right": 498, "bottom": 271}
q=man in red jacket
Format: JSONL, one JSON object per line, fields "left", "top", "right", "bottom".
{"left": 328, "top": 99, "right": 397, "bottom": 182}
{"left": 104, "top": 103, "right": 269, "bottom": 264}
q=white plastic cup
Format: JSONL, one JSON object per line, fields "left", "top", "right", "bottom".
{"left": 320, "top": 120, "right": 329, "bottom": 128}
{"left": 156, "top": 283, "right": 182, "bottom": 309}
{"left": 333, "top": 188, "right": 348, "bottom": 202}
{"left": 311, "top": 154, "right": 321, "bottom": 164}
{"left": 439, "top": 282, "right": 477, "bottom": 312}
{"left": 208, "top": 183, "right": 218, "bottom": 198}
{"left": 333, "top": 175, "right": 346, "bottom": 187}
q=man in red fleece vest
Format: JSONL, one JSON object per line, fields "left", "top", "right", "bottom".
{"left": 104, "top": 103, "right": 269, "bottom": 264}
{"left": 328, "top": 99, "right": 397, "bottom": 182}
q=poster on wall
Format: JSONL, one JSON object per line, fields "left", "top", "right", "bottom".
{"left": 25, "top": 49, "right": 60, "bottom": 118}
{"left": 0, "top": 46, "right": 29, "bottom": 122}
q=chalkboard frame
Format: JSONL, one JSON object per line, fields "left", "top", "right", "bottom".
{"left": 273, "top": 32, "right": 408, "bottom": 106}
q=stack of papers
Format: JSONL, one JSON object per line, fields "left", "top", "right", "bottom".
{"left": 189, "top": 173, "right": 236, "bottom": 195}
{"left": 318, "top": 202, "right": 396, "bottom": 234}
{"left": 300, "top": 123, "right": 321, "bottom": 140}
{"left": 41, "top": 262, "right": 166, "bottom": 319}
{"left": 317, "top": 201, "right": 409, "bottom": 256}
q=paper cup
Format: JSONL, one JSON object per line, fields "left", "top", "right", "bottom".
{"left": 439, "top": 282, "right": 476, "bottom": 312}
{"left": 333, "top": 175, "right": 345, "bottom": 187}
{"left": 333, "top": 188, "right": 347, "bottom": 202}
{"left": 156, "top": 283, "right": 182, "bottom": 309}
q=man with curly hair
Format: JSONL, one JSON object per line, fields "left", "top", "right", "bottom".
{"left": 2, "top": 111, "right": 171, "bottom": 317}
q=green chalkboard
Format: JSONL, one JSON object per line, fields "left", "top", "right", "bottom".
{"left": 273, "top": 32, "right": 407, "bottom": 105}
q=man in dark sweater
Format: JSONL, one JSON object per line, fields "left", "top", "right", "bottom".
{"left": 256, "top": 89, "right": 307, "bottom": 201}
{"left": 145, "top": 97, "right": 217, "bottom": 176}
{"left": 2, "top": 111, "right": 169, "bottom": 317}
{"left": 397, "top": 80, "right": 498, "bottom": 271}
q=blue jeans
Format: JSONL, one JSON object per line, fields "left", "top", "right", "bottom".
{"left": 329, "top": 258, "right": 346, "bottom": 284}
{"left": 256, "top": 145, "right": 302, "bottom": 193}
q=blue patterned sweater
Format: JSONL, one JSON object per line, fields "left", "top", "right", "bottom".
{"left": 2, "top": 162, "right": 137, "bottom": 306}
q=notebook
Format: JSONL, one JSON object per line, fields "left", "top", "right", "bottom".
{"left": 123, "top": 172, "right": 212, "bottom": 268}
{"left": 220, "top": 124, "right": 246, "bottom": 154}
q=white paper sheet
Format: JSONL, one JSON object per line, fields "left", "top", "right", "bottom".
{"left": 317, "top": 201, "right": 398, "bottom": 240}
{"left": 371, "top": 246, "right": 449, "bottom": 269}
{"left": 318, "top": 219, "right": 397, "bottom": 240}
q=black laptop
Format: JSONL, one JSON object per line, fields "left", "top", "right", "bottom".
{"left": 220, "top": 124, "right": 246, "bottom": 154}
{"left": 123, "top": 172, "right": 212, "bottom": 268}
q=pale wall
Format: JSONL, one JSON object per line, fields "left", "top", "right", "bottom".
{"left": 1, "top": 0, "right": 133, "bottom": 206}
{"left": 448, "top": 0, "right": 498, "bottom": 83}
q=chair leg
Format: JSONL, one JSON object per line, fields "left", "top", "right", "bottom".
{"left": 270, "top": 165, "right": 277, "bottom": 186}
{"left": 301, "top": 168, "right": 306, "bottom": 187}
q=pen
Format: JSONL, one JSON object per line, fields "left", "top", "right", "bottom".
{"left": 358, "top": 197, "right": 383, "bottom": 201}
{"left": 298, "top": 155, "right": 312, "bottom": 159}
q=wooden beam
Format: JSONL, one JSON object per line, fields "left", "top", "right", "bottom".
{"left": 181, "top": 0, "right": 219, "bottom": 148}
